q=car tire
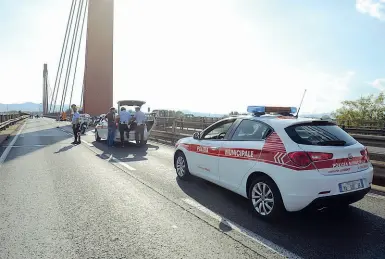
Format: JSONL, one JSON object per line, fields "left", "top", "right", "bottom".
{"left": 95, "top": 130, "right": 101, "bottom": 142}
{"left": 175, "top": 152, "right": 190, "bottom": 180}
{"left": 248, "top": 176, "right": 285, "bottom": 220}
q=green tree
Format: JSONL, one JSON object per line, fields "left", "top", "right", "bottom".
{"left": 333, "top": 92, "right": 385, "bottom": 125}
{"left": 175, "top": 110, "right": 184, "bottom": 118}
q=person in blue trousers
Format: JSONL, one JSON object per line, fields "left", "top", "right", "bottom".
{"left": 106, "top": 107, "right": 116, "bottom": 147}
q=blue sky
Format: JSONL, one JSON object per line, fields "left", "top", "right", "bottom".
{"left": 0, "top": 0, "right": 384, "bottom": 114}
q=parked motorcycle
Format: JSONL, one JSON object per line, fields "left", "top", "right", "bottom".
{"left": 80, "top": 121, "right": 88, "bottom": 134}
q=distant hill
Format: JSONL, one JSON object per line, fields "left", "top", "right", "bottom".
{"left": 0, "top": 102, "right": 61, "bottom": 112}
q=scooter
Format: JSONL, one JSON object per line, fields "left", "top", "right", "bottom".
{"left": 80, "top": 121, "right": 89, "bottom": 134}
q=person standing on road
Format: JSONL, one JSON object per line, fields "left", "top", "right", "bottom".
{"left": 133, "top": 106, "right": 146, "bottom": 146}
{"left": 106, "top": 107, "right": 116, "bottom": 147}
{"left": 117, "top": 107, "right": 130, "bottom": 147}
{"left": 71, "top": 104, "right": 81, "bottom": 145}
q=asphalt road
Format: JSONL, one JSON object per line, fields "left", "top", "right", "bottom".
{"left": 1, "top": 118, "right": 385, "bottom": 259}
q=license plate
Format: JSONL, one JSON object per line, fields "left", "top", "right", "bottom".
{"left": 338, "top": 179, "right": 364, "bottom": 193}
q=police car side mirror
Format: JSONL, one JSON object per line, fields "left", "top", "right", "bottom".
{"left": 193, "top": 132, "right": 200, "bottom": 140}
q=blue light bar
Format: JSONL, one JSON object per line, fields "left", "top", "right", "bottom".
{"left": 247, "top": 106, "right": 265, "bottom": 114}
{"left": 290, "top": 107, "right": 297, "bottom": 114}
{"left": 247, "top": 106, "right": 298, "bottom": 115}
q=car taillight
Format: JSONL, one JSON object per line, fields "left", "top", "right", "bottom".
{"left": 288, "top": 151, "right": 333, "bottom": 167}
{"left": 360, "top": 148, "right": 370, "bottom": 161}
{"left": 288, "top": 152, "right": 312, "bottom": 167}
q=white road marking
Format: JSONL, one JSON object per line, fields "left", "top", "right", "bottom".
{"left": 182, "top": 198, "right": 302, "bottom": 259}
{"left": 81, "top": 139, "right": 94, "bottom": 147}
{"left": 2, "top": 144, "right": 49, "bottom": 148}
{"left": 111, "top": 157, "right": 137, "bottom": 171}
{"left": 0, "top": 122, "right": 27, "bottom": 166}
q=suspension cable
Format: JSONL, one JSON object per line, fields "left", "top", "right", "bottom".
{"left": 54, "top": 0, "right": 79, "bottom": 114}
{"left": 68, "top": 0, "right": 88, "bottom": 112}
{"left": 49, "top": 0, "right": 76, "bottom": 113}
{"left": 80, "top": 82, "right": 84, "bottom": 109}
{"left": 59, "top": 0, "right": 84, "bottom": 113}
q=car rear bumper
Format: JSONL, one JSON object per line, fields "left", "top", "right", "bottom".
{"left": 280, "top": 166, "right": 374, "bottom": 212}
{"left": 305, "top": 187, "right": 371, "bottom": 210}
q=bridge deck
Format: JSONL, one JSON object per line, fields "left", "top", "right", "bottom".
{"left": 0, "top": 118, "right": 385, "bottom": 259}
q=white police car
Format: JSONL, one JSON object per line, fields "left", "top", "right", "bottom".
{"left": 174, "top": 106, "right": 373, "bottom": 219}
{"left": 94, "top": 100, "right": 156, "bottom": 145}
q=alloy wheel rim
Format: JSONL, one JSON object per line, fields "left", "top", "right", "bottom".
{"left": 176, "top": 156, "right": 186, "bottom": 177}
{"left": 251, "top": 182, "right": 274, "bottom": 216}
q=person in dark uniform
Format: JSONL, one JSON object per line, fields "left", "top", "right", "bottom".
{"left": 106, "top": 107, "right": 116, "bottom": 147}
{"left": 71, "top": 104, "right": 81, "bottom": 144}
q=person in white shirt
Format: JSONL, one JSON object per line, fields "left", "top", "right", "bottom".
{"left": 71, "top": 104, "right": 81, "bottom": 144}
{"left": 133, "top": 106, "right": 146, "bottom": 146}
{"left": 117, "top": 107, "right": 130, "bottom": 147}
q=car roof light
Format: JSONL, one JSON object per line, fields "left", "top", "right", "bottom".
{"left": 247, "top": 106, "right": 265, "bottom": 114}
{"left": 247, "top": 106, "right": 297, "bottom": 116}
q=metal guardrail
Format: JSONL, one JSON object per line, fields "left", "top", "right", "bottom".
{"left": 343, "top": 127, "right": 385, "bottom": 136}
{"left": 0, "top": 114, "right": 28, "bottom": 131}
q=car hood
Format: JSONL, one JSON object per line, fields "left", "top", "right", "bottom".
{"left": 178, "top": 136, "right": 193, "bottom": 144}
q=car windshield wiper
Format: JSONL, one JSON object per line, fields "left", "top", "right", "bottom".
{"left": 316, "top": 140, "right": 346, "bottom": 146}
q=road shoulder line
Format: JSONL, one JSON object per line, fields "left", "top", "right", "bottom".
{"left": 182, "top": 197, "right": 302, "bottom": 259}
{"left": 0, "top": 121, "right": 27, "bottom": 166}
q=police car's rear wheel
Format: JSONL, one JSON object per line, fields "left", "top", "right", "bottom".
{"left": 175, "top": 152, "right": 190, "bottom": 180}
{"left": 249, "top": 176, "right": 284, "bottom": 220}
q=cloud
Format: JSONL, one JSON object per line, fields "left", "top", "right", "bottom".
{"left": 356, "top": 0, "right": 385, "bottom": 20}
{"left": 370, "top": 78, "right": 385, "bottom": 90}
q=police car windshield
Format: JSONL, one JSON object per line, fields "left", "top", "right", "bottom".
{"left": 285, "top": 121, "right": 356, "bottom": 146}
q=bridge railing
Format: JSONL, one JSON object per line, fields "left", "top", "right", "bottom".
{"left": 0, "top": 113, "right": 28, "bottom": 131}
{"left": 150, "top": 117, "right": 385, "bottom": 145}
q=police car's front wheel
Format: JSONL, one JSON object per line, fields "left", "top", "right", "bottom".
{"left": 175, "top": 152, "right": 190, "bottom": 180}
{"left": 248, "top": 176, "right": 285, "bottom": 220}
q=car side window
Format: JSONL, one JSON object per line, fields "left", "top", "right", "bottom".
{"left": 201, "top": 120, "right": 235, "bottom": 140}
{"left": 231, "top": 120, "right": 271, "bottom": 141}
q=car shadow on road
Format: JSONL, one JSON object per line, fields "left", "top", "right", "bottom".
{"left": 91, "top": 140, "right": 161, "bottom": 163}
{"left": 176, "top": 176, "right": 385, "bottom": 259}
